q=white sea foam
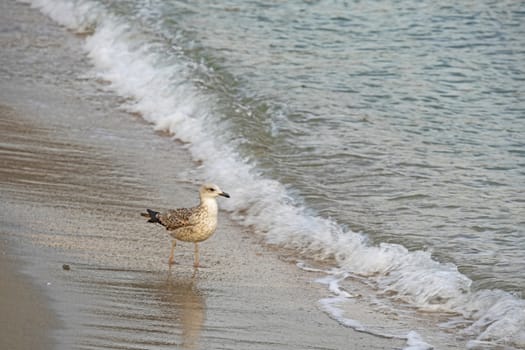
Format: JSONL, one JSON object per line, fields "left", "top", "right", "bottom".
{"left": 316, "top": 272, "right": 406, "bottom": 339}
{"left": 404, "top": 331, "right": 434, "bottom": 350}
{"left": 25, "top": 0, "right": 525, "bottom": 347}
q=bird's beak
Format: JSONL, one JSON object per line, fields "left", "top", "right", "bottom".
{"left": 220, "top": 191, "right": 230, "bottom": 198}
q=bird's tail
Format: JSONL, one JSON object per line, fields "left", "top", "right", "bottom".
{"left": 141, "top": 209, "right": 160, "bottom": 223}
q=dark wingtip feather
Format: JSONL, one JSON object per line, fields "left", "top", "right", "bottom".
{"left": 142, "top": 209, "right": 160, "bottom": 223}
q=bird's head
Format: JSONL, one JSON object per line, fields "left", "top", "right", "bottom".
{"left": 200, "top": 183, "right": 230, "bottom": 199}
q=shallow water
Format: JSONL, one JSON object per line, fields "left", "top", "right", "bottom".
{"left": 150, "top": 0, "right": 525, "bottom": 293}
{"left": 8, "top": 0, "right": 525, "bottom": 347}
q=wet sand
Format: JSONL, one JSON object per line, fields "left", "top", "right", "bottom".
{"left": 0, "top": 239, "right": 58, "bottom": 350}
{"left": 0, "top": 1, "right": 405, "bottom": 349}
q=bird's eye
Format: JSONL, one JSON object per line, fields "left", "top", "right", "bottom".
{"left": 208, "top": 187, "right": 215, "bottom": 192}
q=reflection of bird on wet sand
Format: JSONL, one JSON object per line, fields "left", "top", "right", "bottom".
{"left": 145, "top": 269, "right": 206, "bottom": 350}
{"left": 158, "top": 273, "right": 205, "bottom": 350}
{"left": 142, "top": 183, "right": 230, "bottom": 267}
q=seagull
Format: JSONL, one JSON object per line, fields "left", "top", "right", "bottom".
{"left": 141, "top": 183, "right": 230, "bottom": 268}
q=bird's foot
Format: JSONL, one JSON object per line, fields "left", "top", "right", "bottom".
{"left": 193, "top": 263, "right": 208, "bottom": 268}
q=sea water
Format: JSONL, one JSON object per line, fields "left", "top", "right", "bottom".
{"left": 23, "top": 0, "right": 525, "bottom": 347}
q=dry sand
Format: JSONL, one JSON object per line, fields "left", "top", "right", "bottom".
{"left": 0, "top": 1, "right": 405, "bottom": 349}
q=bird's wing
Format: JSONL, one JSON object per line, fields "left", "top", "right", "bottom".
{"left": 158, "top": 207, "right": 194, "bottom": 230}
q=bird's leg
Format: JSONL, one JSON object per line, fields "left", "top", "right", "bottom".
{"left": 193, "top": 243, "right": 199, "bottom": 268}
{"left": 168, "top": 240, "right": 177, "bottom": 265}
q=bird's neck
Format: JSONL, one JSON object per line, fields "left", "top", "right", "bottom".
{"left": 200, "top": 196, "right": 218, "bottom": 215}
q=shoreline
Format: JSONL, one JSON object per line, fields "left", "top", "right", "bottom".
{"left": 0, "top": 98, "right": 404, "bottom": 350}
{"left": 0, "top": 1, "right": 405, "bottom": 349}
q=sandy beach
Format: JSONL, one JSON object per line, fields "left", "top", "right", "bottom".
{"left": 0, "top": 1, "right": 407, "bottom": 349}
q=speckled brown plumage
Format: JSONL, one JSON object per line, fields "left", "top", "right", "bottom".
{"left": 142, "top": 183, "right": 230, "bottom": 267}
